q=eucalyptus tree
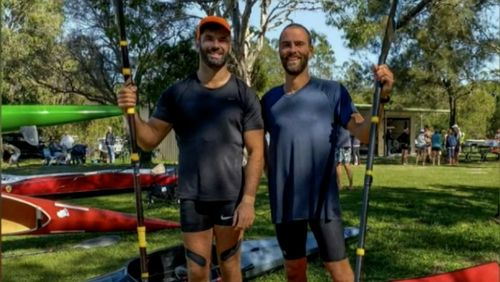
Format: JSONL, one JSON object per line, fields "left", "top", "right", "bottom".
{"left": 393, "top": 1, "right": 498, "bottom": 127}
{"left": 309, "top": 31, "right": 336, "bottom": 80}
{"left": 250, "top": 30, "right": 336, "bottom": 97}
{"left": 2, "top": 0, "right": 65, "bottom": 104}
{"left": 338, "top": 60, "right": 374, "bottom": 104}
{"left": 185, "top": 0, "right": 322, "bottom": 86}
{"left": 323, "top": 0, "right": 499, "bottom": 131}
{"left": 62, "top": 0, "right": 197, "bottom": 108}
{"left": 250, "top": 38, "right": 283, "bottom": 95}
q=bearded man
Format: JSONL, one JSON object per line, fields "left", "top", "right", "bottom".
{"left": 117, "top": 16, "right": 264, "bottom": 282}
{"left": 261, "top": 23, "right": 394, "bottom": 282}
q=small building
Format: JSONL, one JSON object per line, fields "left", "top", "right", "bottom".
{"left": 356, "top": 104, "right": 449, "bottom": 156}
{"left": 152, "top": 104, "right": 450, "bottom": 162}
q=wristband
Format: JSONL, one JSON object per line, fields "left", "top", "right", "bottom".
{"left": 380, "top": 96, "right": 391, "bottom": 104}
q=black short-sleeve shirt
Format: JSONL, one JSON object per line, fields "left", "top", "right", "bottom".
{"left": 152, "top": 74, "right": 263, "bottom": 201}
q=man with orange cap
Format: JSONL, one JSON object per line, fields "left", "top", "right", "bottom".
{"left": 117, "top": 16, "right": 264, "bottom": 282}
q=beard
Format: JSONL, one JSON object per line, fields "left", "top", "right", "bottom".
{"left": 200, "top": 47, "right": 228, "bottom": 69}
{"left": 280, "top": 53, "right": 309, "bottom": 75}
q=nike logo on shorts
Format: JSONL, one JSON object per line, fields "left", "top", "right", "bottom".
{"left": 220, "top": 215, "right": 233, "bottom": 220}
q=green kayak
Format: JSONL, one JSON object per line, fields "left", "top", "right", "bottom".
{"left": 2, "top": 105, "right": 123, "bottom": 132}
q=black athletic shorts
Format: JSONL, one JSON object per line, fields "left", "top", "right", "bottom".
{"left": 275, "top": 219, "right": 347, "bottom": 262}
{"left": 180, "top": 199, "right": 237, "bottom": 232}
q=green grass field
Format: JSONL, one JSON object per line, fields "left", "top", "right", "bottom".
{"left": 2, "top": 158, "right": 499, "bottom": 281}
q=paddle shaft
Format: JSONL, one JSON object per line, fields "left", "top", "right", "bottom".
{"left": 113, "top": 0, "right": 148, "bottom": 281}
{"left": 496, "top": 187, "right": 499, "bottom": 218}
{"left": 354, "top": 1, "right": 398, "bottom": 281}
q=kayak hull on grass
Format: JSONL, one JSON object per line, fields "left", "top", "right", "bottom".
{"left": 1, "top": 193, "right": 180, "bottom": 236}
{"left": 1, "top": 167, "right": 177, "bottom": 198}
{"left": 89, "top": 227, "right": 360, "bottom": 281}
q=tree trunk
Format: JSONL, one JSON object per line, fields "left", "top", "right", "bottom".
{"left": 448, "top": 95, "right": 456, "bottom": 128}
{"left": 443, "top": 78, "right": 457, "bottom": 128}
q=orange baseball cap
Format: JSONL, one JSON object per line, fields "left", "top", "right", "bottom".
{"left": 196, "top": 16, "right": 231, "bottom": 39}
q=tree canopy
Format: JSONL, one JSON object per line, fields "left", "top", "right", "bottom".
{"left": 323, "top": 0, "right": 499, "bottom": 136}
{"left": 2, "top": 0, "right": 498, "bottom": 138}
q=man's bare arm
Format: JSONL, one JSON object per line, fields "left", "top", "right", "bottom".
{"left": 132, "top": 116, "right": 173, "bottom": 151}
{"left": 242, "top": 129, "right": 265, "bottom": 201}
{"left": 233, "top": 129, "right": 265, "bottom": 229}
{"left": 117, "top": 84, "right": 173, "bottom": 151}
{"left": 346, "top": 107, "right": 384, "bottom": 144}
{"left": 347, "top": 64, "right": 393, "bottom": 143}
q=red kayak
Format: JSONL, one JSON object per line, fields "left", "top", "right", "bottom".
{"left": 1, "top": 193, "right": 180, "bottom": 235}
{"left": 390, "top": 261, "right": 499, "bottom": 282}
{"left": 1, "top": 167, "right": 177, "bottom": 197}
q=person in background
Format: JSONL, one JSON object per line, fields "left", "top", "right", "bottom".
{"left": 385, "top": 128, "right": 394, "bottom": 157}
{"left": 105, "top": 126, "right": 116, "bottom": 164}
{"left": 261, "top": 23, "right": 393, "bottom": 282}
{"left": 41, "top": 141, "right": 52, "bottom": 165}
{"left": 117, "top": 16, "right": 264, "bottom": 282}
{"left": 48, "top": 137, "right": 65, "bottom": 165}
{"left": 336, "top": 127, "right": 354, "bottom": 190}
{"left": 415, "top": 128, "right": 427, "bottom": 166}
{"left": 451, "top": 124, "right": 462, "bottom": 165}
{"left": 60, "top": 133, "right": 75, "bottom": 164}
{"left": 397, "top": 127, "right": 410, "bottom": 165}
{"left": 445, "top": 128, "right": 457, "bottom": 165}
{"left": 351, "top": 135, "right": 361, "bottom": 166}
{"left": 430, "top": 129, "right": 442, "bottom": 166}
{"left": 60, "top": 133, "right": 74, "bottom": 151}
{"left": 424, "top": 126, "right": 432, "bottom": 163}
{"left": 2, "top": 142, "right": 21, "bottom": 167}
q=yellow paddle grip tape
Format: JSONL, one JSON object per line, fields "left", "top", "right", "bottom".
{"left": 141, "top": 272, "right": 149, "bottom": 279}
{"left": 131, "top": 153, "right": 140, "bottom": 162}
{"left": 371, "top": 116, "right": 379, "bottom": 124}
{"left": 137, "top": 226, "right": 147, "bottom": 248}
{"left": 356, "top": 248, "right": 365, "bottom": 256}
{"left": 122, "top": 68, "right": 131, "bottom": 76}
{"left": 119, "top": 40, "right": 128, "bottom": 46}
{"left": 366, "top": 170, "right": 373, "bottom": 176}
{"left": 126, "top": 107, "right": 135, "bottom": 114}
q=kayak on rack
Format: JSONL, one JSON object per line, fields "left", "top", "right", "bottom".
{"left": 1, "top": 167, "right": 177, "bottom": 198}
{"left": 2, "top": 105, "right": 123, "bottom": 133}
{"left": 1, "top": 193, "right": 180, "bottom": 236}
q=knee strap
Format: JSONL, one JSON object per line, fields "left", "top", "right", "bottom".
{"left": 220, "top": 239, "right": 242, "bottom": 261}
{"left": 185, "top": 248, "right": 207, "bottom": 267}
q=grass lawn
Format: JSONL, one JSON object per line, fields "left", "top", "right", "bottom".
{"left": 2, "top": 158, "right": 499, "bottom": 281}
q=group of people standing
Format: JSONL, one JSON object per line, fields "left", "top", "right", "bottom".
{"left": 414, "top": 125, "right": 463, "bottom": 166}
{"left": 118, "top": 16, "right": 394, "bottom": 282}
{"left": 397, "top": 124, "right": 463, "bottom": 166}
{"left": 42, "top": 133, "right": 77, "bottom": 165}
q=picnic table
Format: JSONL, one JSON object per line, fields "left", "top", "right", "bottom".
{"left": 462, "top": 139, "right": 500, "bottom": 161}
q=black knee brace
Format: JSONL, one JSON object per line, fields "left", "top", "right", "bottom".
{"left": 220, "top": 239, "right": 241, "bottom": 261}
{"left": 185, "top": 248, "right": 207, "bottom": 267}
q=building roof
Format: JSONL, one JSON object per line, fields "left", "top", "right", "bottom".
{"left": 355, "top": 103, "right": 450, "bottom": 113}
